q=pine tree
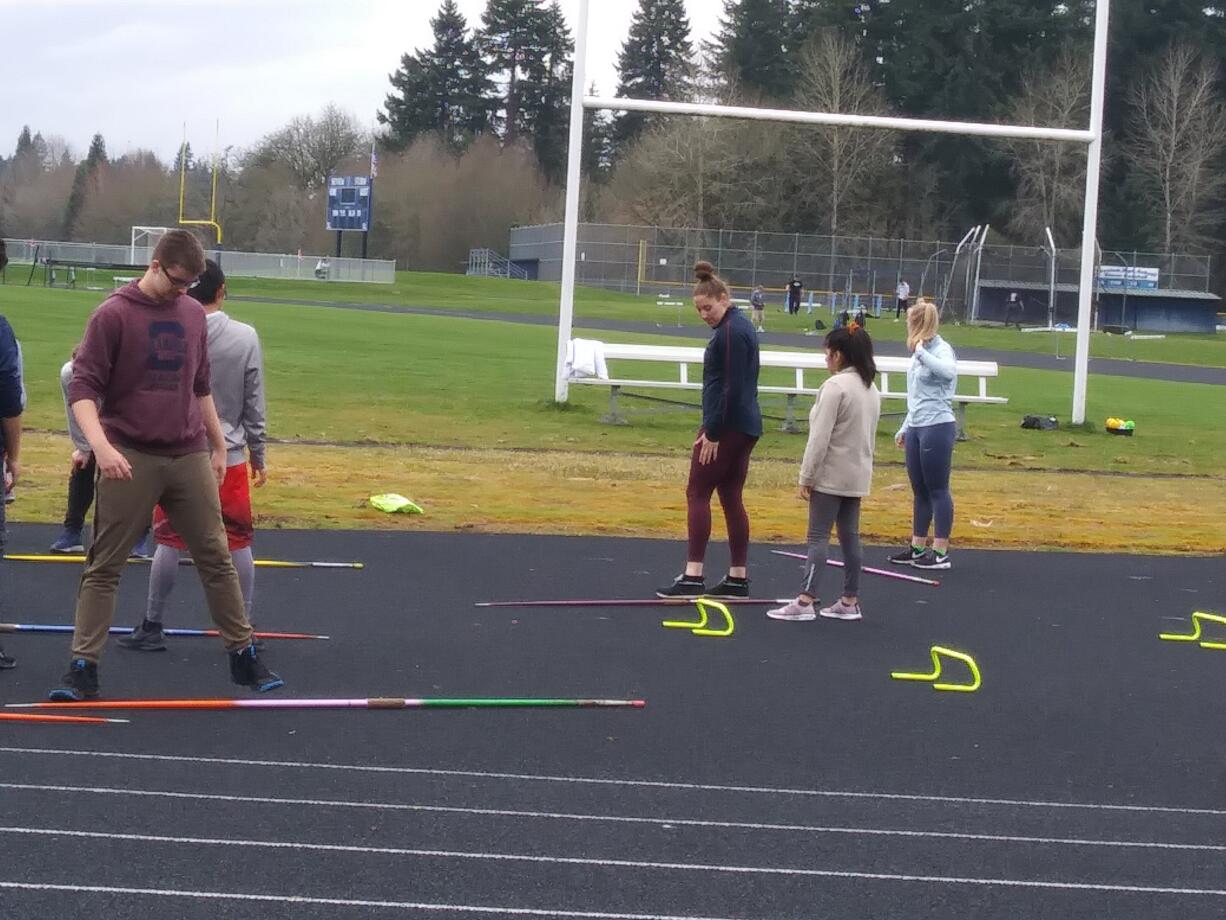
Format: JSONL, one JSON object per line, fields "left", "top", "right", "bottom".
{"left": 612, "top": 0, "right": 693, "bottom": 156}
{"left": 13, "top": 126, "right": 33, "bottom": 159}
{"left": 174, "top": 141, "right": 194, "bottom": 174}
{"left": 380, "top": 0, "right": 493, "bottom": 151}
{"left": 713, "top": 0, "right": 793, "bottom": 100}
{"left": 478, "top": 0, "right": 547, "bottom": 144}
{"left": 582, "top": 82, "right": 613, "bottom": 182}
{"left": 523, "top": 1, "right": 573, "bottom": 179}
{"left": 63, "top": 133, "right": 108, "bottom": 238}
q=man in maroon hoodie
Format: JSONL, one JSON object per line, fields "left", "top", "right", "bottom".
{"left": 50, "top": 230, "right": 284, "bottom": 700}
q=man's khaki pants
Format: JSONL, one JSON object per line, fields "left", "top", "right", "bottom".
{"left": 71, "top": 448, "right": 252, "bottom": 661}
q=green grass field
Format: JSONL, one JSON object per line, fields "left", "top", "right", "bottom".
{"left": 11, "top": 265, "right": 1225, "bottom": 367}
{"left": 2, "top": 282, "right": 1222, "bottom": 479}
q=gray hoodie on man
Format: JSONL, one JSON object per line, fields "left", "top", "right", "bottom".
{"left": 205, "top": 311, "right": 266, "bottom": 469}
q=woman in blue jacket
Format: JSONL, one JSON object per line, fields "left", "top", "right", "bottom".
{"left": 658, "top": 261, "right": 762, "bottom": 599}
{"left": 889, "top": 300, "right": 957, "bottom": 571}
{"left": 0, "top": 310, "right": 23, "bottom": 670}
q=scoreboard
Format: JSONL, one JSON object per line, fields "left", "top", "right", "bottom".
{"left": 326, "top": 176, "right": 372, "bottom": 232}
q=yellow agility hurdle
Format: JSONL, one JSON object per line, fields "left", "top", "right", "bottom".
{"left": 661, "top": 599, "right": 735, "bottom": 638}
{"left": 891, "top": 645, "right": 981, "bottom": 693}
{"left": 1159, "top": 611, "right": 1226, "bottom": 650}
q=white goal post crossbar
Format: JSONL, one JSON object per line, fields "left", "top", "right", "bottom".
{"left": 555, "top": 0, "right": 1111, "bottom": 425}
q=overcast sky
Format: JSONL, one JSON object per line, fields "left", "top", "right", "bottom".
{"left": 0, "top": 0, "right": 724, "bottom": 163}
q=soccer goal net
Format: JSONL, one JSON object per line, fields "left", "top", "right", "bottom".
{"left": 130, "top": 226, "right": 171, "bottom": 265}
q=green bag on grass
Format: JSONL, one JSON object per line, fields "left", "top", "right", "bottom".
{"left": 369, "top": 493, "right": 423, "bottom": 514}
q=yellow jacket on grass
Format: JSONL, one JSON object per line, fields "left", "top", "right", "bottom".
{"left": 798, "top": 368, "right": 882, "bottom": 497}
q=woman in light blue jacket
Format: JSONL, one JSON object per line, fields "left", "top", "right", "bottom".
{"left": 889, "top": 300, "right": 957, "bottom": 571}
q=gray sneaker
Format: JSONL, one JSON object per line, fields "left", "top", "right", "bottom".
{"left": 819, "top": 599, "right": 863, "bottom": 621}
{"left": 117, "top": 619, "right": 166, "bottom": 652}
{"left": 767, "top": 599, "right": 817, "bottom": 622}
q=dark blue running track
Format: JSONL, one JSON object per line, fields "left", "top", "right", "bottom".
{"left": 0, "top": 526, "right": 1222, "bottom": 919}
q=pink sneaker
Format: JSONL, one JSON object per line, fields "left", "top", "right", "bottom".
{"left": 767, "top": 599, "right": 817, "bottom": 621}
{"left": 819, "top": 599, "right": 862, "bottom": 621}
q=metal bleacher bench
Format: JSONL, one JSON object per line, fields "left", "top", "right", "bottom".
{"left": 567, "top": 340, "right": 1007, "bottom": 440}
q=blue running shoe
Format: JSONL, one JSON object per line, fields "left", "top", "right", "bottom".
{"left": 50, "top": 529, "right": 85, "bottom": 553}
{"left": 129, "top": 529, "right": 154, "bottom": 559}
{"left": 229, "top": 644, "right": 284, "bottom": 693}
{"left": 49, "top": 658, "right": 100, "bottom": 701}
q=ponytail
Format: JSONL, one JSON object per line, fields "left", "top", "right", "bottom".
{"left": 824, "top": 324, "right": 877, "bottom": 387}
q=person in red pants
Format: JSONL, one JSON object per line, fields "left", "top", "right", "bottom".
{"left": 657, "top": 260, "right": 762, "bottom": 599}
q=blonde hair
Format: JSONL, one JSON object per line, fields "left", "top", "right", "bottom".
{"left": 693, "top": 260, "right": 730, "bottom": 300}
{"left": 906, "top": 299, "right": 940, "bottom": 351}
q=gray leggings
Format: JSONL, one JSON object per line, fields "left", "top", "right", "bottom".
{"left": 145, "top": 544, "right": 255, "bottom": 624}
{"left": 801, "top": 491, "right": 863, "bottom": 600}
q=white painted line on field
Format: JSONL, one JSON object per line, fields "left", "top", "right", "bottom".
{"left": 0, "top": 883, "right": 754, "bottom": 920}
{"left": 2, "top": 746, "right": 1223, "bottom": 817}
{"left": 3, "top": 782, "right": 1223, "bottom": 853}
{"left": 3, "top": 830, "right": 1225, "bottom": 897}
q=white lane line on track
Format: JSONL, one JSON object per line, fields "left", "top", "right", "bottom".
{"left": 0, "top": 883, "right": 755, "bottom": 920}
{"left": 2, "top": 746, "right": 1224, "bottom": 817}
{"left": 3, "top": 782, "right": 1224, "bottom": 853}
{"left": 3, "top": 831, "right": 1225, "bottom": 897}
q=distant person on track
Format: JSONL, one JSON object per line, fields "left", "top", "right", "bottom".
{"left": 888, "top": 300, "right": 957, "bottom": 571}
{"left": 0, "top": 242, "right": 22, "bottom": 672}
{"left": 750, "top": 284, "right": 766, "bottom": 332}
{"left": 1004, "top": 291, "right": 1025, "bottom": 329}
{"left": 48, "top": 230, "right": 283, "bottom": 700}
{"left": 769, "top": 323, "right": 881, "bottom": 622}
{"left": 894, "top": 278, "right": 911, "bottom": 321}
{"left": 787, "top": 275, "right": 804, "bottom": 315}
{"left": 657, "top": 261, "right": 762, "bottom": 600}
{"left": 121, "top": 259, "right": 268, "bottom": 653}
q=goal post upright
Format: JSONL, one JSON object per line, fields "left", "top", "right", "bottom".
{"left": 554, "top": 0, "right": 1111, "bottom": 423}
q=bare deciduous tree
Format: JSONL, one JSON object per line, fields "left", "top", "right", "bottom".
{"left": 1001, "top": 49, "right": 1091, "bottom": 243}
{"left": 786, "top": 30, "right": 895, "bottom": 236}
{"left": 251, "top": 105, "right": 367, "bottom": 190}
{"left": 1125, "top": 41, "right": 1226, "bottom": 253}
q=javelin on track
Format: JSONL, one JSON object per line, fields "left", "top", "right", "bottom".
{"left": 475, "top": 598, "right": 794, "bottom": 608}
{"left": 0, "top": 623, "right": 329, "bottom": 640}
{"left": 769, "top": 550, "right": 940, "bottom": 586}
{"left": 0, "top": 712, "right": 128, "bottom": 724}
{"left": 8, "top": 697, "right": 646, "bottom": 712}
{"left": 4, "top": 554, "right": 363, "bottom": 570}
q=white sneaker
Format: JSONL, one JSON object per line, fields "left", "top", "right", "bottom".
{"left": 819, "top": 599, "right": 862, "bottom": 621}
{"left": 767, "top": 599, "right": 817, "bottom": 621}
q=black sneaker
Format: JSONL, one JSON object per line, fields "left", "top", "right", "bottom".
{"left": 888, "top": 546, "right": 924, "bottom": 566}
{"left": 0, "top": 644, "right": 15, "bottom": 670}
{"left": 656, "top": 574, "right": 706, "bottom": 599}
{"left": 117, "top": 619, "right": 167, "bottom": 652}
{"left": 49, "top": 658, "right": 100, "bottom": 701}
{"left": 707, "top": 575, "right": 749, "bottom": 599}
{"left": 229, "top": 644, "right": 285, "bottom": 693}
{"left": 912, "top": 548, "right": 951, "bottom": 570}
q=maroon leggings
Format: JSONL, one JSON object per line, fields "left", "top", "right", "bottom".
{"left": 686, "top": 429, "right": 759, "bottom": 567}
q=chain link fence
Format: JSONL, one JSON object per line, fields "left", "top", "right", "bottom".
{"left": 1, "top": 238, "right": 397, "bottom": 284}
{"left": 509, "top": 222, "right": 1212, "bottom": 322}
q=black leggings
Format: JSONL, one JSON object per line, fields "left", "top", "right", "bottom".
{"left": 64, "top": 455, "right": 97, "bottom": 531}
